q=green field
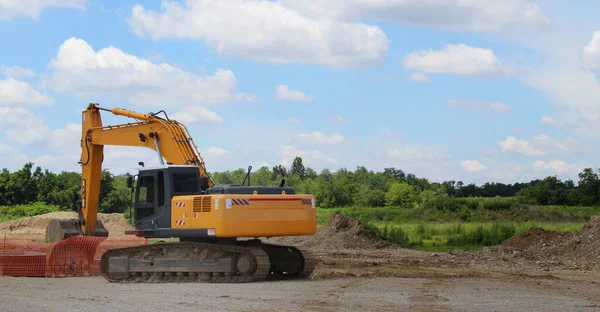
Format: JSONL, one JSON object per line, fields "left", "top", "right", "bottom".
{"left": 317, "top": 204, "right": 599, "bottom": 251}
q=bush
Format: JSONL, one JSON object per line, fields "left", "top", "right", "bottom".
{"left": 481, "top": 197, "right": 517, "bottom": 211}
{"left": 366, "top": 189, "right": 386, "bottom": 207}
{"left": 385, "top": 182, "right": 417, "bottom": 208}
{"left": 381, "top": 225, "right": 410, "bottom": 247}
{"left": 447, "top": 223, "right": 516, "bottom": 247}
{"left": 0, "top": 202, "right": 61, "bottom": 219}
{"left": 422, "top": 197, "right": 481, "bottom": 212}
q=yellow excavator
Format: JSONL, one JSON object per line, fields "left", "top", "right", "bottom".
{"left": 45, "top": 103, "right": 317, "bottom": 283}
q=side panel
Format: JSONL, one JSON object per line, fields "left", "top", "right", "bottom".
{"left": 189, "top": 194, "right": 317, "bottom": 237}
{"left": 216, "top": 194, "right": 316, "bottom": 237}
{"left": 170, "top": 196, "right": 193, "bottom": 228}
{"left": 154, "top": 194, "right": 317, "bottom": 238}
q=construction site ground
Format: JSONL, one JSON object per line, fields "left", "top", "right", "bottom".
{"left": 1, "top": 212, "right": 599, "bottom": 311}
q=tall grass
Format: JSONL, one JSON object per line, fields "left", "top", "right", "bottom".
{"left": 362, "top": 221, "right": 585, "bottom": 251}
{"left": 316, "top": 203, "right": 594, "bottom": 251}
{"left": 0, "top": 202, "right": 62, "bottom": 222}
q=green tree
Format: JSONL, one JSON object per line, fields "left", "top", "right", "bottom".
{"left": 291, "top": 157, "right": 306, "bottom": 179}
{"left": 516, "top": 176, "right": 570, "bottom": 205}
{"left": 577, "top": 168, "right": 599, "bottom": 206}
{"left": 385, "top": 182, "right": 417, "bottom": 208}
{"left": 272, "top": 165, "right": 287, "bottom": 179}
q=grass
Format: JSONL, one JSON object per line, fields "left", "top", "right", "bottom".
{"left": 316, "top": 204, "right": 596, "bottom": 251}
{"left": 0, "top": 202, "right": 62, "bottom": 223}
{"left": 364, "top": 221, "right": 584, "bottom": 252}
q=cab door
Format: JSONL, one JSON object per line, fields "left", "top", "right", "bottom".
{"left": 134, "top": 173, "right": 157, "bottom": 230}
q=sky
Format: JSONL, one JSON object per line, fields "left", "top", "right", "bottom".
{"left": 0, "top": 0, "right": 599, "bottom": 185}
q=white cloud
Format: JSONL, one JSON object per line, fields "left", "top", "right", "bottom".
{"left": 488, "top": 163, "right": 523, "bottom": 182}
{"left": 386, "top": 146, "right": 449, "bottom": 162}
{"left": 0, "top": 65, "right": 36, "bottom": 78}
{"left": 530, "top": 134, "right": 583, "bottom": 155}
{"left": 100, "top": 146, "right": 159, "bottom": 174}
{"left": 207, "top": 146, "right": 230, "bottom": 156}
{"left": 127, "top": 1, "right": 388, "bottom": 69}
{"left": 461, "top": 160, "right": 487, "bottom": 172}
{"left": 403, "top": 44, "right": 514, "bottom": 77}
{"left": 0, "top": 78, "right": 54, "bottom": 106}
{"left": 0, "top": 142, "right": 28, "bottom": 167}
{"left": 42, "top": 37, "right": 254, "bottom": 107}
{"left": 278, "top": 0, "right": 549, "bottom": 31}
{"left": 498, "top": 135, "right": 583, "bottom": 157}
{"left": 275, "top": 85, "right": 313, "bottom": 101}
{"left": 525, "top": 72, "right": 600, "bottom": 137}
{"left": 540, "top": 116, "right": 567, "bottom": 127}
{"left": 201, "top": 146, "right": 232, "bottom": 168}
{"left": 0, "top": 107, "right": 77, "bottom": 148}
{"left": 172, "top": 106, "right": 223, "bottom": 124}
{"left": 287, "top": 117, "right": 300, "bottom": 124}
{"left": 498, "top": 136, "right": 545, "bottom": 156}
{"left": 327, "top": 115, "right": 350, "bottom": 125}
{"left": 582, "top": 30, "right": 600, "bottom": 81}
{"left": 409, "top": 72, "right": 430, "bottom": 83}
{"left": 0, "top": 0, "right": 87, "bottom": 21}
{"left": 296, "top": 131, "right": 344, "bottom": 145}
{"left": 521, "top": 29, "right": 600, "bottom": 138}
{"left": 532, "top": 160, "right": 586, "bottom": 175}
{"left": 280, "top": 146, "right": 339, "bottom": 168}
{"left": 446, "top": 98, "right": 511, "bottom": 113}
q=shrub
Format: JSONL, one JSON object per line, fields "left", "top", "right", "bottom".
{"left": 0, "top": 202, "right": 61, "bottom": 219}
{"left": 381, "top": 224, "right": 409, "bottom": 247}
{"left": 447, "top": 223, "right": 516, "bottom": 247}
{"left": 385, "top": 182, "right": 417, "bottom": 208}
{"left": 482, "top": 197, "right": 516, "bottom": 211}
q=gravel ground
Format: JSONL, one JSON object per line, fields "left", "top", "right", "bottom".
{"left": 1, "top": 273, "right": 599, "bottom": 312}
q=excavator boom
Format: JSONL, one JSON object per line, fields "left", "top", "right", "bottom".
{"left": 47, "top": 103, "right": 213, "bottom": 240}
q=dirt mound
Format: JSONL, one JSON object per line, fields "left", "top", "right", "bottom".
{"left": 0, "top": 212, "right": 133, "bottom": 241}
{"left": 489, "top": 216, "right": 600, "bottom": 270}
{"left": 267, "top": 212, "right": 392, "bottom": 251}
{"left": 500, "top": 227, "right": 563, "bottom": 249}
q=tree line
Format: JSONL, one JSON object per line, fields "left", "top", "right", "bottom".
{"left": 0, "top": 158, "right": 598, "bottom": 213}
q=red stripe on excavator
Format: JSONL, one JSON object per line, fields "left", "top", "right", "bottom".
{"left": 125, "top": 231, "right": 145, "bottom": 236}
{"left": 250, "top": 198, "right": 302, "bottom": 201}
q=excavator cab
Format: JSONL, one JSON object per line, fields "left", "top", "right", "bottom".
{"left": 128, "top": 165, "right": 209, "bottom": 231}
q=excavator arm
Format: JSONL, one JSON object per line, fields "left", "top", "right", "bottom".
{"left": 46, "top": 103, "right": 213, "bottom": 241}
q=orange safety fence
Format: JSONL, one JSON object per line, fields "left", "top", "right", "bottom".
{"left": 0, "top": 235, "right": 147, "bottom": 277}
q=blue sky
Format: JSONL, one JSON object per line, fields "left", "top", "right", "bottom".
{"left": 0, "top": 0, "right": 599, "bottom": 185}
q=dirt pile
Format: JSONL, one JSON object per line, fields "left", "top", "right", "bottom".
{"left": 499, "top": 227, "right": 564, "bottom": 249}
{"left": 488, "top": 216, "right": 600, "bottom": 270}
{"left": 0, "top": 212, "right": 133, "bottom": 241}
{"left": 267, "top": 212, "right": 392, "bottom": 251}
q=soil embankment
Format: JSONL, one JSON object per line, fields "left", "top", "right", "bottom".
{"left": 0, "top": 212, "right": 133, "bottom": 241}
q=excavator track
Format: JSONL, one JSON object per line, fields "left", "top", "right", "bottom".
{"left": 100, "top": 242, "right": 271, "bottom": 283}
{"left": 99, "top": 240, "right": 316, "bottom": 283}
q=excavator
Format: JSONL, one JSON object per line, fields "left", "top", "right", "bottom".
{"left": 44, "top": 103, "right": 317, "bottom": 283}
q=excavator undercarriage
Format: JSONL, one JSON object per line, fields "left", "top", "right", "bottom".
{"left": 100, "top": 240, "right": 315, "bottom": 283}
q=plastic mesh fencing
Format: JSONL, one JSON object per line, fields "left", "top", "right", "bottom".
{"left": 0, "top": 235, "right": 147, "bottom": 277}
{"left": 0, "top": 237, "right": 55, "bottom": 277}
